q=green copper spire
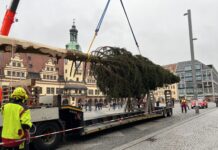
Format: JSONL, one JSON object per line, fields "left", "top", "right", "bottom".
{"left": 66, "top": 19, "right": 82, "bottom": 51}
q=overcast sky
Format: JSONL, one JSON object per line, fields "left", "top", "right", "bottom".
{"left": 0, "top": 0, "right": 218, "bottom": 69}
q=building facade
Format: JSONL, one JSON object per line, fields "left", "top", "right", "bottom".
{"left": 154, "top": 64, "right": 178, "bottom": 102}
{"left": 0, "top": 22, "right": 106, "bottom": 106}
{"left": 176, "top": 60, "right": 218, "bottom": 101}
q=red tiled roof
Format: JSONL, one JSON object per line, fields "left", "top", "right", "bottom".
{"left": 163, "top": 64, "right": 177, "bottom": 73}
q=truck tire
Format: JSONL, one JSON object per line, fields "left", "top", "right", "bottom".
{"left": 33, "top": 122, "right": 62, "bottom": 150}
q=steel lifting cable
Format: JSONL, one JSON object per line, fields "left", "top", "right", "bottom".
{"left": 87, "top": 0, "right": 111, "bottom": 60}
{"left": 120, "top": 0, "right": 141, "bottom": 55}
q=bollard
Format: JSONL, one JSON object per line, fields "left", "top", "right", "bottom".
{"left": 195, "top": 106, "right": 199, "bottom": 114}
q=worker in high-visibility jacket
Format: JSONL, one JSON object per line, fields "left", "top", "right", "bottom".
{"left": 1, "top": 87, "right": 32, "bottom": 150}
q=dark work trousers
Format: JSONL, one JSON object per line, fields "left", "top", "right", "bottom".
{"left": 181, "top": 105, "right": 187, "bottom": 113}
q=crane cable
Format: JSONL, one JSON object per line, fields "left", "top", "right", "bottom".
{"left": 87, "top": 0, "right": 111, "bottom": 60}
{"left": 87, "top": 0, "right": 141, "bottom": 60}
{"left": 120, "top": 0, "right": 141, "bottom": 55}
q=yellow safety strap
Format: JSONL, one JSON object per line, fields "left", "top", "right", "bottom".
{"left": 87, "top": 33, "right": 97, "bottom": 62}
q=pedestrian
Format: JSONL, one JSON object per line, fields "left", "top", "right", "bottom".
{"left": 181, "top": 97, "right": 187, "bottom": 113}
{"left": 108, "top": 102, "right": 111, "bottom": 111}
{"left": 171, "top": 98, "right": 175, "bottom": 107}
{"left": 84, "top": 100, "right": 88, "bottom": 111}
{"left": 88, "top": 101, "right": 92, "bottom": 111}
{"left": 113, "top": 101, "right": 116, "bottom": 110}
{"left": 1, "top": 87, "right": 32, "bottom": 150}
{"left": 186, "top": 100, "right": 190, "bottom": 110}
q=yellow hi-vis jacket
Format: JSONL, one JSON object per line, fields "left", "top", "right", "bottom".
{"left": 1, "top": 103, "right": 32, "bottom": 140}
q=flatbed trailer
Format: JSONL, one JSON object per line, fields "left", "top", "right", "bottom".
{"left": 0, "top": 104, "right": 172, "bottom": 150}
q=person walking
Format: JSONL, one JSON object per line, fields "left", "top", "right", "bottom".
{"left": 84, "top": 100, "right": 88, "bottom": 111}
{"left": 1, "top": 87, "right": 32, "bottom": 150}
{"left": 181, "top": 97, "right": 187, "bottom": 113}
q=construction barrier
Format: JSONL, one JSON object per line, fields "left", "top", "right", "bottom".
{"left": 0, "top": 126, "right": 83, "bottom": 146}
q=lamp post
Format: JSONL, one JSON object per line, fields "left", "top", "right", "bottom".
{"left": 184, "top": 9, "right": 199, "bottom": 114}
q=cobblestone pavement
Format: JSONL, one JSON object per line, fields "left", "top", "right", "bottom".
{"left": 58, "top": 102, "right": 216, "bottom": 150}
{"left": 115, "top": 103, "right": 218, "bottom": 150}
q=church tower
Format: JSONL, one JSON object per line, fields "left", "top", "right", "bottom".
{"left": 66, "top": 19, "right": 82, "bottom": 51}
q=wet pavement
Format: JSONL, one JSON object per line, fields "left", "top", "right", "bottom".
{"left": 115, "top": 103, "right": 218, "bottom": 150}
{"left": 58, "top": 102, "right": 216, "bottom": 150}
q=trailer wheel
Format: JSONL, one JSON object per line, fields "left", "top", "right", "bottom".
{"left": 33, "top": 122, "right": 62, "bottom": 150}
{"left": 167, "top": 108, "right": 173, "bottom": 117}
{"left": 163, "top": 109, "right": 167, "bottom": 118}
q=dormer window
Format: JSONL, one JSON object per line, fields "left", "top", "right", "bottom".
{"left": 12, "top": 62, "right": 16, "bottom": 67}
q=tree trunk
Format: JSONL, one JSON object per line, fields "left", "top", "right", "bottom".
{"left": 125, "top": 97, "right": 134, "bottom": 112}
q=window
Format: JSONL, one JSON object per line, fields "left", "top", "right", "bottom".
{"left": 54, "top": 76, "right": 57, "bottom": 80}
{"left": 17, "top": 72, "right": 20, "bottom": 77}
{"left": 28, "top": 56, "right": 31, "bottom": 61}
{"left": 12, "top": 62, "right": 16, "bottom": 67}
{"left": 51, "top": 68, "right": 54, "bottom": 71}
{"left": 43, "top": 75, "right": 46, "bottom": 79}
{"left": 196, "top": 76, "right": 202, "bottom": 81}
{"left": 50, "top": 76, "right": 53, "bottom": 80}
{"left": 195, "top": 64, "right": 201, "bottom": 70}
{"left": 21, "top": 73, "right": 25, "bottom": 77}
{"left": 95, "top": 89, "right": 100, "bottom": 95}
{"left": 75, "top": 89, "right": 78, "bottom": 94}
{"left": 186, "top": 88, "right": 194, "bottom": 94}
{"left": 17, "top": 63, "right": 21, "bottom": 67}
{"left": 7, "top": 71, "right": 11, "bottom": 76}
{"left": 51, "top": 88, "right": 55, "bottom": 94}
{"left": 47, "top": 67, "right": 50, "bottom": 71}
{"left": 185, "top": 72, "right": 192, "bottom": 77}
{"left": 186, "top": 82, "right": 193, "bottom": 88}
{"left": 196, "top": 71, "right": 201, "bottom": 76}
{"left": 47, "top": 87, "right": 51, "bottom": 94}
{"left": 65, "top": 70, "right": 67, "bottom": 73}
{"left": 197, "top": 88, "right": 203, "bottom": 94}
{"left": 185, "top": 66, "right": 192, "bottom": 71}
{"left": 79, "top": 90, "right": 82, "bottom": 94}
{"left": 47, "top": 87, "right": 55, "bottom": 94}
{"left": 39, "top": 87, "right": 42, "bottom": 94}
{"left": 179, "top": 89, "right": 185, "bottom": 94}
{"left": 12, "top": 71, "right": 15, "bottom": 76}
{"left": 76, "top": 78, "right": 79, "bottom": 82}
{"left": 185, "top": 77, "right": 192, "bottom": 82}
{"left": 47, "top": 75, "right": 49, "bottom": 79}
{"left": 88, "top": 89, "right": 93, "bottom": 95}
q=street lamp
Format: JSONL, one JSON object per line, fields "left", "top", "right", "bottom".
{"left": 184, "top": 9, "right": 199, "bottom": 114}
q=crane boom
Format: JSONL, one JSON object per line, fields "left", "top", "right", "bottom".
{"left": 0, "top": 0, "right": 20, "bottom": 36}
